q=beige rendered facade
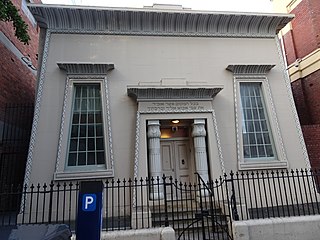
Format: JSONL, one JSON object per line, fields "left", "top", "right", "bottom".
{"left": 26, "top": 4, "right": 309, "bottom": 186}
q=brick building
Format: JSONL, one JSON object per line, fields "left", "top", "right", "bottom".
{"left": 0, "top": 0, "right": 40, "bottom": 122}
{"left": 0, "top": 0, "right": 40, "bottom": 188}
{"left": 273, "top": 0, "right": 320, "bottom": 169}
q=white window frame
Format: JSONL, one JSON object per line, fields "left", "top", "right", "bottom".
{"left": 234, "top": 75, "right": 288, "bottom": 170}
{"left": 54, "top": 76, "right": 114, "bottom": 180}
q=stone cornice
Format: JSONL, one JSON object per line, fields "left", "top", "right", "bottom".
{"left": 28, "top": 4, "right": 293, "bottom": 38}
{"left": 127, "top": 85, "right": 223, "bottom": 100}
{"left": 226, "top": 64, "right": 276, "bottom": 75}
{"left": 57, "top": 63, "right": 114, "bottom": 75}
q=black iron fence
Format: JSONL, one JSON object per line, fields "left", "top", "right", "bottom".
{"left": 0, "top": 104, "right": 34, "bottom": 193}
{"left": 231, "top": 169, "right": 320, "bottom": 220}
{"left": 1, "top": 168, "right": 320, "bottom": 239}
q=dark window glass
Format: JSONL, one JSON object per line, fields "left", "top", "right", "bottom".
{"left": 67, "top": 84, "right": 106, "bottom": 167}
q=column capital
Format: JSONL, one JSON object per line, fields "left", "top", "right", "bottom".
{"left": 193, "top": 119, "right": 206, "bottom": 125}
{"left": 192, "top": 119, "right": 206, "bottom": 138}
{"left": 147, "top": 120, "right": 160, "bottom": 126}
{"left": 147, "top": 120, "right": 161, "bottom": 139}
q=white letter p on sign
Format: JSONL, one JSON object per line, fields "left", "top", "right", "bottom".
{"left": 82, "top": 194, "right": 97, "bottom": 211}
{"left": 85, "top": 196, "right": 94, "bottom": 209}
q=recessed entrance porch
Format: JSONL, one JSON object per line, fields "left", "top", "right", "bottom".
{"left": 147, "top": 119, "right": 210, "bottom": 200}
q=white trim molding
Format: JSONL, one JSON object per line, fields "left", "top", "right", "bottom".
{"left": 227, "top": 64, "right": 288, "bottom": 170}
{"left": 23, "top": 29, "right": 52, "bottom": 187}
{"left": 275, "top": 39, "right": 310, "bottom": 168}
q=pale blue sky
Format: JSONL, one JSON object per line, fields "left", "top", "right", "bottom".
{"left": 41, "top": 0, "right": 273, "bottom": 13}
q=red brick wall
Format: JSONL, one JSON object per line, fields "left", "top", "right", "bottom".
{"left": 282, "top": 30, "right": 296, "bottom": 66}
{"left": 281, "top": 0, "right": 320, "bottom": 169}
{"left": 302, "top": 70, "right": 320, "bottom": 124}
{"left": 291, "top": 79, "right": 311, "bottom": 125}
{"left": 0, "top": 44, "right": 36, "bottom": 105}
{"left": 291, "top": 69, "right": 320, "bottom": 125}
{"left": 302, "top": 125, "right": 320, "bottom": 169}
{"left": 283, "top": 0, "right": 320, "bottom": 65}
{"left": 0, "top": 0, "right": 40, "bottom": 120}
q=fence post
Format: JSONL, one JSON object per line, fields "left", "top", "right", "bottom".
{"left": 48, "top": 181, "right": 54, "bottom": 223}
{"left": 162, "top": 175, "right": 169, "bottom": 227}
{"left": 230, "top": 171, "right": 239, "bottom": 220}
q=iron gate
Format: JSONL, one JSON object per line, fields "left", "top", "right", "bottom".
{"left": 0, "top": 104, "right": 34, "bottom": 212}
{"left": 150, "top": 174, "right": 235, "bottom": 240}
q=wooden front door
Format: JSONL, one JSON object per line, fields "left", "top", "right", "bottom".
{"left": 160, "top": 140, "right": 191, "bottom": 183}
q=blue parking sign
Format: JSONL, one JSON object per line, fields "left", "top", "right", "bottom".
{"left": 77, "top": 181, "right": 103, "bottom": 240}
{"left": 82, "top": 194, "right": 97, "bottom": 211}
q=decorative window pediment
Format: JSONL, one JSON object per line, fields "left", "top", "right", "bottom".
{"left": 127, "top": 84, "right": 223, "bottom": 101}
{"left": 57, "top": 63, "right": 114, "bottom": 75}
{"left": 226, "top": 64, "right": 276, "bottom": 75}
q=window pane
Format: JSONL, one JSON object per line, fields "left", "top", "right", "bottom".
{"left": 79, "top": 139, "right": 86, "bottom": 151}
{"left": 240, "top": 82, "right": 276, "bottom": 160}
{"left": 81, "top": 99, "right": 87, "bottom": 111}
{"left": 96, "top": 152, "right": 105, "bottom": 164}
{"left": 67, "top": 84, "right": 106, "bottom": 167}
{"left": 72, "top": 114, "right": 79, "bottom": 124}
{"left": 69, "top": 139, "right": 77, "bottom": 151}
{"left": 88, "top": 125, "right": 94, "bottom": 137}
{"left": 88, "top": 138, "right": 95, "bottom": 150}
{"left": 96, "top": 124, "right": 103, "bottom": 136}
{"left": 71, "top": 125, "right": 78, "bottom": 137}
{"left": 96, "top": 138, "right": 104, "bottom": 150}
{"left": 79, "top": 125, "right": 86, "bottom": 137}
{"left": 87, "top": 152, "right": 95, "bottom": 165}
{"left": 74, "top": 99, "right": 80, "bottom": 112}
{"left": 95, "top": 113, "right": 102, "bottom": 123}
{"left": 88, "top": 114, "right": 94, "bottom": 123}
{"left": 78, "top": 153, "right": 86, "bottom": 165}
{"left": 80, "top": 114, "right": 87, "bottom": 124}
{"left": 68, "top": 153, "right": 77, "bottom": 166}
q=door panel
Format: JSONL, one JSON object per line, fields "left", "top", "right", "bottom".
{"left": 175, "top": 141, "right": 191, "bottom": 183}
{"left": 160, "top": 142, "right": 174, "bottom": 177}
{"left": 160, "top": 140, "right": 191, "bottom": 182}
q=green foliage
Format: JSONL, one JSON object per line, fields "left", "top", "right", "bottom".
{"left": 0, "top": 0, "right": 30, "bottom": 44}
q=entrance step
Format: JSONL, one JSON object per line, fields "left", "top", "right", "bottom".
{"left": 151, "top": 201, "right": 231, "bottom": 239}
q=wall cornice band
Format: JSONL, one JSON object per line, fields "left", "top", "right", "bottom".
{"left": 226, "top": 64, "right": 276, "bottom": 75}
{"left": 127, "top": 86, "right": 223, "bottom": 100}
{"left": 57, "top": 63, "right": 114, "bottom": 75}
{"left": 28, "top": 4, "right": 293, "bottom": 38}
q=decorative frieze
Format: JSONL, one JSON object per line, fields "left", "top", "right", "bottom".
{"left": 28, "top": 4, "right": 293, "bottom": 38}
{"left": 139, "top": 101, "right": 213, "bottom": 113}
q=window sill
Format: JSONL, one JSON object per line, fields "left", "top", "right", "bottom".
{"left": 54, "top": 169, "right": 114, "bottom": 181}
{"left": 238, "top": 160, "right": 288, "bottom": 171}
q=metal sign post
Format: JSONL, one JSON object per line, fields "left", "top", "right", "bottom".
{"left": 76, "top": 181, "right": 103, "bottom": 240}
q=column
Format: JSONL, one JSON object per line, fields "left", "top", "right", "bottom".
{"left": 192, "top": 119, "right": 210, "bottom": 187}
{"left": 147, "top": 120, "right": 164, "bottom": 200}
